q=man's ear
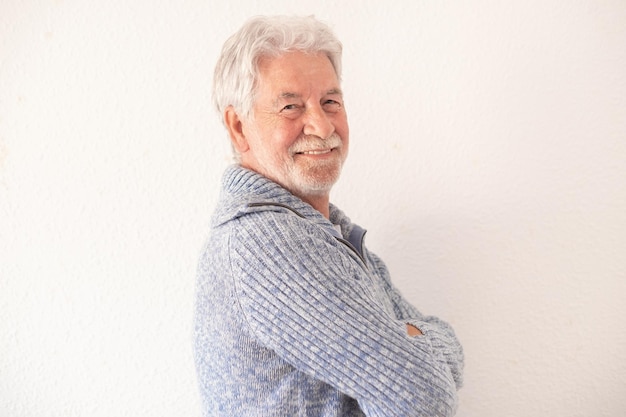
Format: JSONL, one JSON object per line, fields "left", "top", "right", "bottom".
{"left": 224, "top": 106, "right": 250, "bottom": 153}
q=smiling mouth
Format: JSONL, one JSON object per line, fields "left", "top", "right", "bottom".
{"left": 297, "top": 148, "right": 333, "bottom": 155}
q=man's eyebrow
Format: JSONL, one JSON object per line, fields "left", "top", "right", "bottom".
{"left": 276, "top": 89, "right": 343, "bottom": 100}
{"left": 271, "top": 92, "right": 300, "bottom": 107}
{"left": 278, "top": 92, "right": 301, "bottom": 100}
{"left": 326, "top": 88, "right": 343, "bottom": 96}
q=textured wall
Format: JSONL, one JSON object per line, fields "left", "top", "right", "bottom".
{"left": 1, "top": 1, "right": 625, "bottom": 416}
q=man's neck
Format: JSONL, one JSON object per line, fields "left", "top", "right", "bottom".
{"left": 298, "top": 193, "right": 330, "bottom": 219}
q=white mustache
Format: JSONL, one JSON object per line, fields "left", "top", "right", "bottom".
{"left": 290, "top": 133, "right": 342, "bottom": 154}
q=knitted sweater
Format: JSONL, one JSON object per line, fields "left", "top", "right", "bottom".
{"left": 194, "top": 165, "right": 463, "bottom": 417}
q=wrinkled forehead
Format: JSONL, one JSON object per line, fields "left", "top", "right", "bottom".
{"left": 256, "top": 50, "right": 339, "bottom": 80}
{"left": 256, "top": 51, "right": 340, "bottom": 89}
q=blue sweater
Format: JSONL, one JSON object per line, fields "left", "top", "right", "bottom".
{"left": 194, "top": 165, "right": 463, "bottom": 417}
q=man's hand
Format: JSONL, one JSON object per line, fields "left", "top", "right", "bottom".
{"left": 406, "top": 323, "right": 423, "bottom": 337}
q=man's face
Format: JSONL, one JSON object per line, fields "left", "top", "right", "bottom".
{"left": 238, "top": 51, "right": 349, "bottom": 200}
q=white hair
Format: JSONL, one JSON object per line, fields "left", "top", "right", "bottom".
{"left": 212, "top": 15, "right": 343, "bottom": 120}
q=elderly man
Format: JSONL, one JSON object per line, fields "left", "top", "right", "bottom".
{"left": 194, "top": 15, "right": 463, "bottom": 417}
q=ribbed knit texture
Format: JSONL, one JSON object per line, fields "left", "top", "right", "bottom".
{"left": 194, "top": 165, "right": 463, "bottom": 417}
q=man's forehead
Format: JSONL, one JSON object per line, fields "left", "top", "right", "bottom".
{"left": 257, "top": 52, "right": 339, "bottom": 82}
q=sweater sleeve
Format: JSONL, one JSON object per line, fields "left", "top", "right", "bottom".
{"left": 366, "top": 249, "right": 464, "bottom": 389}
{"left": 229, "top": 212, "right": 458, "bottom": 417}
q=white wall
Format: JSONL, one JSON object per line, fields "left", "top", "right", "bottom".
{"left": 1, "top": 1, "right": 625, "bottom": 416}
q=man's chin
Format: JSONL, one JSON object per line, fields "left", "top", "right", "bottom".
{"left": 291, "top": 172, "right": 342, "bottom": 197}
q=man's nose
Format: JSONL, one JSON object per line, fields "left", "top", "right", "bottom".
{"left": 303, "top": 105, "right": 335, "bottom": 139}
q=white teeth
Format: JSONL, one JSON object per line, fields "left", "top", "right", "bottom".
{"left": 300, "top": 149, "right": 332, "bottom": 155}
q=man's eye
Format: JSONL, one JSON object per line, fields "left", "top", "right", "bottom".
{"left": 323, "top": 100, "right": 342, "bottom": 110}
{"left": 281, "top": 104, "right": 299, "bottom": 111}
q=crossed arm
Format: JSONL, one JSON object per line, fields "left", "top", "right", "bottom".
{"left": 231, "top": 213, "right": 463, "bottom": 417}
{"left": 367, "top": 249, "right": 464, "bottom": 390}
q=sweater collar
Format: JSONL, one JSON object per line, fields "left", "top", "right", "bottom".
{"left": 213, "top": 165, "right": 340, "bottom": 235}
{"left": 213, "top": 165, "right": 368, "bottom": 262}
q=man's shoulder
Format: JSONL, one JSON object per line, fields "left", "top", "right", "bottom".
{"left": 232, "top": 204, "right": 331, "bottom": 245}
